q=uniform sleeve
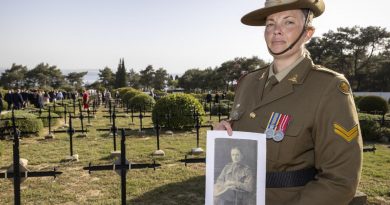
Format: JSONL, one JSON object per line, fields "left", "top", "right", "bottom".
{"left": 295, "top": 76, "right": 363, "bottom": 205}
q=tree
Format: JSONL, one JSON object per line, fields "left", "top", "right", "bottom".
{"left": 98, "top": 66, "right": 115, "bottom": 90}
{"left": 0, "top": 64, "right": 28, "bottom": 89}
{"left": 66, "top": 71, "right": 87, "bottom": 89}
{"left": 216, "top": 56, "right": 267, "bottom": 91}
{"left": 307, "top": 26, "right": 390, "bottom": 91}
{"left": 153, "top": 67, "right": 168, "bottom": 90}
{"left": 139, "top": 65, "right": 155, "bottom": 90}
{"left": 128, "top": 68, "right": 141, "bottom": 89}
{"left": 115, "top": 58, "right": 128, "bottom": 88}
{"left": 178, "top": 68, "right": 205, "bottom": 91}
{"left": 25, "top": 63, "right": 65, "bottom": 89}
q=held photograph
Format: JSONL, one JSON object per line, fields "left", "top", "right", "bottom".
{"left": 205, "top": 131, "right": 266, "bottom": 205}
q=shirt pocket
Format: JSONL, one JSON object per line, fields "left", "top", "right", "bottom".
{"left": 263, "top": 117, "right": 303, "bottom": 163}
{"left": 277, "top": 121, "right": 303, "bottom": 163}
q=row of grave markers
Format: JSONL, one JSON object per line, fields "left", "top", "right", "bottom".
{"left": 0, "top": 104, "right": 215, "bottom": 205}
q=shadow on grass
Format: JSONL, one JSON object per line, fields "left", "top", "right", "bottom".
{"left": 128, "top": 175, "right": 205, "bottom": 205}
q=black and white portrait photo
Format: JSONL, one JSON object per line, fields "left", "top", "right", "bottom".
{"left": 206, "top": 131, "right": 266, "bottom": 205}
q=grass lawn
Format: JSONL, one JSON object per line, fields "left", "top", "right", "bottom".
{"left": 0, "top": 105, "right": 389, "bottom": 204}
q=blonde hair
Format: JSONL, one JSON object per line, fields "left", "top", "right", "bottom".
{"left": 302, "top": 9, "right": 315, "bottom": 29}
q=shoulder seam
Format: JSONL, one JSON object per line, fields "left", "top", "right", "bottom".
{"left": 313, "top": 65, "right": 343, "bottom": 77}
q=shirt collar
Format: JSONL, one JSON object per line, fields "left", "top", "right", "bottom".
{"left": 268, "top": 55, "right": 305, "bottom": 82}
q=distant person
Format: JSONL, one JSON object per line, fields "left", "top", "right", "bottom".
{"left": 0, "top": 92, "right": 3, "bottom": 113}
{"left": 13, "top": 89, "right": 24, "bottom": 110}
{"left": 56, "top": 90, "right": 64, "bottom": 101}
{"left": 214, "top": 92, "right": 220, "bottom": 104}
{"left": 104, "top": 90, "right": 111, "bottom": 108}
{"left": 206, "top": 91, "right": 212, "bottom": 103}
{"left": 43, "top": 91, "right": 50, "bottom": 104}
{"left": 5, "top": 90, "right": 13, "bottom": 110}
{"left": 214, "top": 147, "right": 254, "bottom": 205}
{"left": 82, "top": 90, "right": 89, "bottom": 110}
{"left": 36, "top": 90, "right": 44, "bottom": 109}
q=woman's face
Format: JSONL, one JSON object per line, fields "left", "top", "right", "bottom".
{"left": 264, "top": 9, "right": 311, "bottom": 57}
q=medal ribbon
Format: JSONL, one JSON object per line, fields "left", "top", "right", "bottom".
{"left": 267, "top": 112, "right": 281, "bottom": 131}
{"left": 276, "top": 114, "right": 291, "bottom": 133}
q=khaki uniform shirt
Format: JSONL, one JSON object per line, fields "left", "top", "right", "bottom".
{"left": 230, "top": 56, "right": 363, "bottom": 205}
{"left": 214, "top": 162, "right": 254, "bottom": 204}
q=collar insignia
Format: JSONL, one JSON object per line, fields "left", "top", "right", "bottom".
{"left": 288, "top": 74, "right": 298, "bottom": 83}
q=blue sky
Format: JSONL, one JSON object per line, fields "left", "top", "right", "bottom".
{"left": 1, "top": 0, "right": 389, "bottom": 76}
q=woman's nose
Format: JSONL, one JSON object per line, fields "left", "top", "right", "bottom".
{"left": 273, "top": 23, "right": 282, "bottom": 35}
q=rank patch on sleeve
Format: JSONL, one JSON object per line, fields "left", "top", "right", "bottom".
{"left": 338, "top": 81, "right": 351, "bottom": 95}
{"left": 333, "top": 123, "right": 358, "bottom": 142}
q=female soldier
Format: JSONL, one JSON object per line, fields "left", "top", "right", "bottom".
{"left": 215, "top": 0, "right": 363, "bottom": 204}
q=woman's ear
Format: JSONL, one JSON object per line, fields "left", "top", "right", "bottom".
{"left": 305, "top": 27, "right": 315, "bottom": 42}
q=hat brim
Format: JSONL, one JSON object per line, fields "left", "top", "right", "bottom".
{"left": 241, "top": 1, "right": 325, "bottom": 26}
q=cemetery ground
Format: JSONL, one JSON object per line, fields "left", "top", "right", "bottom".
{"left": 0, "top": 107, "right": 390, "bottom": 204}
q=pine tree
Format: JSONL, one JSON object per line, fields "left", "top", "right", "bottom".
{"left": 115, "top": 58, "right": 128, "bottom": 88}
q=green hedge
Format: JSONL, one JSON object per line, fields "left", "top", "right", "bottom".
{"left": 359, "top": 113, "right": 382, "bottom": 142}
{"left": 210, "top": 102, "right": 231, "bottom": 115}
{"left": 1, "top": 99, "right": 7, "bottom": 111}
{"left": 358, "top": 96, "right": 389, "bottom": 114}
{"left": 225, "top": 91, "right": 235, "bottom": 101}
{"left": 129, "top": 93, "right": 155, "bottom": 111}
{"left": 354, "top": 95, "right": 364, "bottom": 106}
{"left": 1, "top": 110, "right": 43, "bottom": 136}
{"left": 190, "top": 93, "right": 204, "bottom": 102}
{"left": 37, "top": 112, "right": 60, "bottom": 127}
{"left": 154, "top": 90, "right": 167, "bottom": 98}
{"left": 152, "top": 93, "right": 205, "bottom": 129}
{"left": 122, "top": 89, "right": 142, "bottom": 106}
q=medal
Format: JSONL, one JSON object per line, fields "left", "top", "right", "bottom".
{"left": 273, "top": 114, "right": 292, "bottom": 142}
{"left": 265, "top": 112, "right": 281, "bottom": 139}
{"left": 265, "top": 128, "right": 275, "bottom": 139}
{"left": 273, "top": 130, "right": 284, "bottom": 142}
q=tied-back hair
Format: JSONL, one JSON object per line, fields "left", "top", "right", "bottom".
{"left": 301, "top": 8, "right": 314, "bottom": 29}
{"left": 302, "top": 8, "right": 314, "bottom": 59}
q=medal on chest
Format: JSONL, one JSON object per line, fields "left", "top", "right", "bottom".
{"left": 265, "top": 112, "right": 292, "bottom": 142}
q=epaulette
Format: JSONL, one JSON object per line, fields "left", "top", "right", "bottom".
{"left": 314, "top": 65, "right": 352, "bottom": 95}
{"left": 235, "top": 64, "right": 270, "bottom": 91}
{"left": 313, "top": 65, "right": 343, "bottom": 77}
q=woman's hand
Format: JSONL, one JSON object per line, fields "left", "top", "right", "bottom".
{"left": 213, "top": 120, "right": 233, "bottom": 136}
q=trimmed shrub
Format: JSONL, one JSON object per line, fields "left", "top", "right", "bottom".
{"left": 190, "top": 93, "right": 203, "bottom": 102}
{"left": 154, "top": 90, "right": 167, "bottom": 98}
{"left": 353, "top": 95, "right": 364, "bottom": 106}
{"left": 122, "top": 89, "right": 142, "bottom": 106}
{"left": 152, "top": 93, "right": 205, "bottom": 129}
{"left": 210, "top": 100, "right": 233, "bottom": 115}
{"left": 37, "top": 112, "right": 60, "bottom": 127}
{"left": 1, "top": 110, "right": 43, "bottom": 136}
{"left": 225, "top": 91, "right": 235, "bottom": 101}
{"left": 129, "top": 93, "right": 155, "bottom": 111}
{"left": 381, "top": 127, "right": 390, "bottom": 142}
{"left": 117, "top": 87, "right": 139, "bottom": 98}
{"left": 210, "top": 103, "right": 229, "bottom": 116}
{"left": 358, "top": 96, "right": 389, "bottom": 114}
{"left": 1, "top": 99, "right": 8, "bottom": 111}
{"left": 358, "top": 113, "right": 381, "bottom": 142}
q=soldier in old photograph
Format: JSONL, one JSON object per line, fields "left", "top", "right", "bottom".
{"left": 214, "top": 147, "right": 254, "bottom": 205}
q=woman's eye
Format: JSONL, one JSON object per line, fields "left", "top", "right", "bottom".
{"left": 286, "top": 21, "right": 294, "bottom": 25}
